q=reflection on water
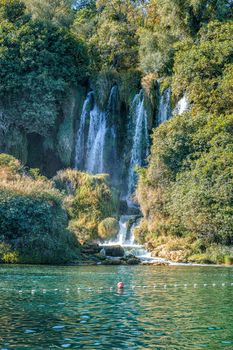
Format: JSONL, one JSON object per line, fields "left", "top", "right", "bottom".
{"left": 0, "top": 265, "right": 232, "bottom": 349}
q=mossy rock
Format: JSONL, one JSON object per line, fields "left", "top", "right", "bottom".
{"left": 224, "top": 255, "right": 233, "bottom": 266}
{"left": 98, "top": 217, "right": 119, "bottom": 240}
{"left": 104, "top": 245, "right": 125, "bottom": 257}
{"left": 188, "top": 254, "right": 213, "bottom": 264}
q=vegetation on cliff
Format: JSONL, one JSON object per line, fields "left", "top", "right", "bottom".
{"left": 135, "top": 14, "right": 233, "bottom": 264}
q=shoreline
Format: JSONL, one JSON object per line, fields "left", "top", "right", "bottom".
{"left": 0, "top": 260, "right": 232, "bottom": 268}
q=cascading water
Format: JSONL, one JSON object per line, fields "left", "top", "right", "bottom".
{"left": 75, "top": 92, "right": 93, "bottom": 170}
{"left": 173, "top": 95, "right": 190, "bottom": 116}
{"left": 75, "top": 86, "right": 150, "bottom": 194}
{"left": 86, "top": 106, "right": 107, "bottom": 173}
{"left": 128, "top": 90, "right": 149, "bottom": 196}
{"left": 75, "top": 86, "right": 119, "bottom": 175}
{"left": 101, "top": 215, "right": 168, "bottom": 263}
{"left": 157, "top": 87, "right": 172, "bottom": 124}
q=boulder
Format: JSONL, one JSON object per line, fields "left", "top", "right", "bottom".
{"left": 122, "top": 254, "right": 141, "bottom": 265}
{"left": 104, "top": 245, "right": 125, "bottom": 257}
{"left": 81, "top": 242, "right": 101, "bottom": 255}
{"left": 104, "top": 259, "right": 122, "bottom": 265}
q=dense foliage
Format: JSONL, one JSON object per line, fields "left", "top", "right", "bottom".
{"left": 136, "top": 112, "right": 233, "bottom": 262}
{"left": 0, "top": 0, "right": 88, "bottom": 138}
{"left": 172, "top": 21, "right": 233, "bottom": 113}
{"left": 53, "top": 169, "right": 118, "bottom": 242}
{"left": 134, "top": 2, "right": 233, "bottom": 263}
{"left": 0, "top": 154, "right": 79, "bottom": 264}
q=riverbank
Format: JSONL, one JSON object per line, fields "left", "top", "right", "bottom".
{"left": 72, "top": 242, "right": 233, "bottom": 267}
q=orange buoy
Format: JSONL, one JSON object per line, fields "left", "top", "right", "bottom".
{"left": 117, "top": 282, "right": 124, "bottom": 289}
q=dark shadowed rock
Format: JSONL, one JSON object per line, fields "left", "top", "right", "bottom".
{"left": 104, "top": 245, "right": 125, "bottom": 257}
{"left": 121, "top": 255, "right": 141, "bottom": 265}
{"left": 81, "top": 242, "right": 101, "bottom": 255}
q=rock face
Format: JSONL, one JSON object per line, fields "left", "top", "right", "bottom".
{"left": 103, "top": 245, "right": 125, "bottom": 257}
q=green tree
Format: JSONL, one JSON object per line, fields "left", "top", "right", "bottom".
{"left": 0, "top": 17, "right": 88, "bottom": 135}
{"left": 72, "top": 0, "right": 141, "bottom": 71}
{"left": 24, "top": 0, "right": 74, "bottom": 27}
{"left": 138, "top": 0, "right": 232, "bottom": 76}
{"left": 0, "top": 0, "right": 26, "bottom": 22}
{"left": 172, "top": 21, "right": 233, "bottom": 114}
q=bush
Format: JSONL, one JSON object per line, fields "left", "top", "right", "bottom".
{"left": 98, "top": 217, "right": 119, "bottom": 240}
{"left": 54, "top": 169, "right": 119, "bottom": 242}
{"left": 0, "top": 154, "right": 79, "bottom": 264}
{"left": 0, "top": 242, "right": 19, "bottom": 263}
{"left": 0, "top": 153, "right": 21, "bottom": 173}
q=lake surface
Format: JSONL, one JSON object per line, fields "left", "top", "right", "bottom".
{"left": 0, "top": 265, "right": 232, "bottom": 349}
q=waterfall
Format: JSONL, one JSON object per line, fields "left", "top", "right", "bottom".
{"left": 173, "top": 95, "right": 190, "bottom": 116}
{"left": 75, "top": 86, "right": 119, "bottom": 175}
{"left": 75, "top": 92, "right": 93, "bottom": 170}
{"left": 157, "top": 87, "right": 172, "bottom": 124}
{"left": 100, "top": 214, "right": 168, "bottom": 263}
{"left": 105, "top": 86, "right": 119, "bottom": 181}
{"left": 101, "top": 215, "right": 141, "bottom": 247}
{"left": 86, "top": 106, "right": 107, "bottom": 173}
{"left": 75, "top": 86, "right": 151, "bottom": 195}
{"left": 128, "top": 90, "right": 149, "bottom": 196}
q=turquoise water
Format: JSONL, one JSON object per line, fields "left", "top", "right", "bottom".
{"left": 0, "top": 265, "right": 232, "bottom": 349}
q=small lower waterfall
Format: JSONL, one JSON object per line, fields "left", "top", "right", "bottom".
{"left": 101, "top": 215, "right": 168, "bottom": 263}
{"left": 157, "top": 87, "right": 172, "bottom": 124}
{"left": 128, "top": 90, "right": 149, "bottom": 196}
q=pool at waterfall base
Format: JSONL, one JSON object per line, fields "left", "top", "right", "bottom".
{"left": 0, "top": 265, "right": 232, "bottom": 349}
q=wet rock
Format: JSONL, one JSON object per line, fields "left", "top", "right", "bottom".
{"left": 121, "top": 254, "right": 141, "bottom": 265}
{"left": 104, "top": 259, "right": 122, "bottom": 265}
{"left": 119, "top": 200, "right": 141, "bottom": 216}
{"left": 81, "top": 242, "right": 101, "bottom": 255}
{"left": 103, "top": 245, "right": 125, "bottom": 257}
{"left": 141, "top": 261, "right": 169, "bottom": 266}
{"left": 99, "top": 248, "right": 106, "bottom": 256}
{"left": 152, "top": 262, "right": 169, "bottom": 266}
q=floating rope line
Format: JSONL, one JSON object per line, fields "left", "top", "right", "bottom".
{"left": 0, "top": 282, "right": 232, "bottom": 295}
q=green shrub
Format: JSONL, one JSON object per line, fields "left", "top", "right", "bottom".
{"left": 0, "top": 155, "right": 80, "bottom": 264}
{"left": 98, "top": 217, "right": 119, "bottom": 240}
{"left": 0, "top": 153, "right": 22, "bottom": 173}
{"left": 54, "top": 169, "right": 119, "bottom": 242}
{"left": 224, "top": 256, "right": 233, "bottom": 266}
{"left": 0, "top": 242, "right": 19, "bottom": 263}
